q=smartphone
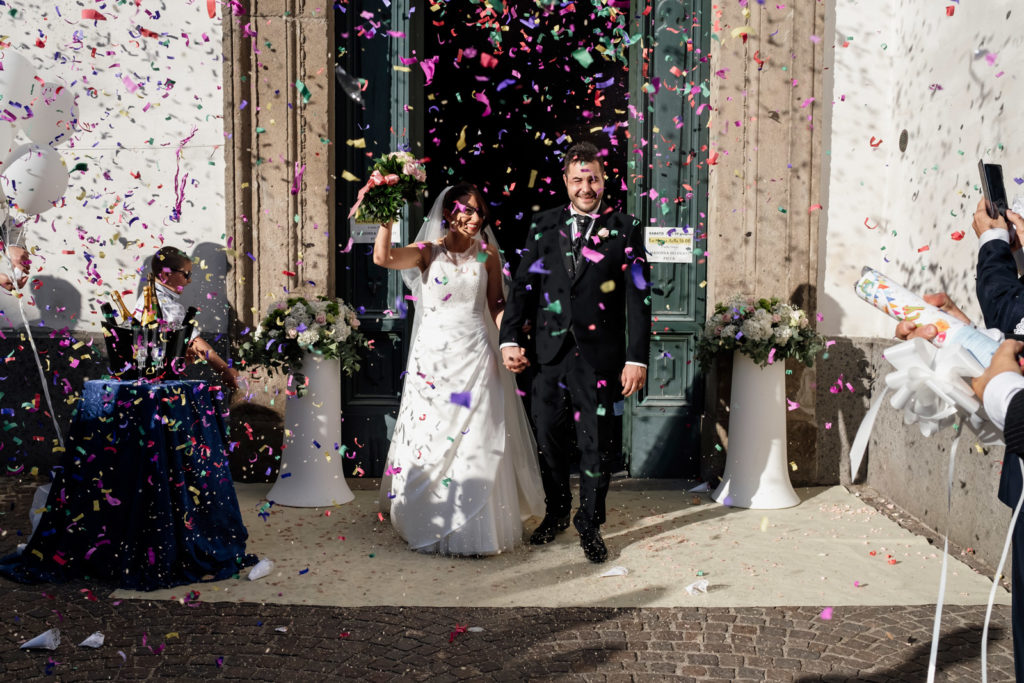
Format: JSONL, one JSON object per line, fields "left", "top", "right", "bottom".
{"left": 979, "top": 160, "right": 1009, "bottom": 219}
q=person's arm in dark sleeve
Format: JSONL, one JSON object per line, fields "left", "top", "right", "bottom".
{"left": 499, "top": 224, "right": 542, "bottom": 348}
{"left": 624, "top": 218, "right": 652, "bottom": 366}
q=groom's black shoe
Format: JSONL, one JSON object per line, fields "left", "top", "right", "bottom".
{"left": 529, "top": 514, "right": 570, "bottom": 545}
{"left": 578, "top": 527, "right": 608, "bottom": 563}
{"left": 573, "top": 512, "right": 608, "bottom": 563}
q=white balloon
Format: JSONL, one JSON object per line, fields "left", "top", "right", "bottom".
{"left": 0, "top": 120, "right": 13, "bottom": 168}
{"left": 0, "top": 52, "right": 39, "bottom": 129}
{"left": 24, "top": 81, "right": 77, "bottom": 147}
{"left": 0, "top": 143, "right": 69, "bottom": 215}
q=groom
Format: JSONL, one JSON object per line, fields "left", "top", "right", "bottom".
{"left": 499, "top": 141, "right": 651, "bottom": 563}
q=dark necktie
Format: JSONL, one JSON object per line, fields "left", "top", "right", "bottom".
{"left": 572, "top": 214, "right": 589, "bottom": 266}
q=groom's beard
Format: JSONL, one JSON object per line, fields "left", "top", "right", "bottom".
{"left": 570, "top": 198, "right": 603, "bottom": 215}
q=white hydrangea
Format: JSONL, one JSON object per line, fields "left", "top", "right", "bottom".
{"left": 298, "top": 329, "right": 319, "bottom": 347}
{"left": 288, "top": 304, "right": 312, "bottom": 326}
{"left": 333, "top": 320, "right": 351, "bottom": 342}
{"left": 740, "top": 317, "right": 772, "bottom": 342}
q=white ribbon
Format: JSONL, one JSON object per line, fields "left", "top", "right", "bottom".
{"left": 849, "top": 339, "right": 1001, "bottom": 482}
{"left": 847, "top": 338, "right": 1014, "bottom": 682}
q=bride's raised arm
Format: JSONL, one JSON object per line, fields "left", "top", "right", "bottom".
{"left": 372, "top": 222, "right": 430, "bottom": 272}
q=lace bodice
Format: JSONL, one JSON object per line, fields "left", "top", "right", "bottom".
{"left": 417, "top": 240, "right": 489, "bottom": 325}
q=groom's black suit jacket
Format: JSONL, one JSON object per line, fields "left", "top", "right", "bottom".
{"left": 977, "top": 236, "right": 1024, "bottom": 334}
{"left": 500, "top": 204, "right": 651, "bottom": 376}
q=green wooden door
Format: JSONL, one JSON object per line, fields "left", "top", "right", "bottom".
{"left": 624, "top": 0, "right": 709, "bottom": 477}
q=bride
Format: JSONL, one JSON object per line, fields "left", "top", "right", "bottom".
{"left": 373, "top": 182, "right": 545, "bottom": 555}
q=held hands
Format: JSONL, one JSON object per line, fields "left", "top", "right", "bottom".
{"left": 621, "top": 364, "right": 646, "bottom": 398}
{"left": 893, "top": 292, "right": 971, "bottom": 341}
{"left": 501, "top": 346, "right": 530, "bottom": 374}
{"left": 971, "top": 339, "right": 1024, "bottom": 402}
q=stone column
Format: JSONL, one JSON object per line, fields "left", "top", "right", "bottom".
{"left": 222, "top": 0, "right": 335, "bottom": 479}
{"left": 703, "top": 2, "right": 828, "bottom": 485}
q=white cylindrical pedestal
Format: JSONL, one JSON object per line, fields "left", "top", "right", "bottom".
{"left": 713, "top": 351, "right": 800, "bottom": 509}
{"left": 267, "top": 353, "right": 355, "bottom": 507}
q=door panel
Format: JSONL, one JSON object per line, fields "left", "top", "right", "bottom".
{"left": 335, "top": 4, "right": 413, "bottom": 478}
{"left": 625, "top": 0, "right": 709, "bottom": 477}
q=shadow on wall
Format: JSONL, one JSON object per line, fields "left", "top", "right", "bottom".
{"left": 701, "top": 285, "right": 872, "bottom": 487}
{"left": 814, "top": 287, "right": 873, "bottom": 487}
{"left": 28, "top": 277, "right": 84, "bottom": 330}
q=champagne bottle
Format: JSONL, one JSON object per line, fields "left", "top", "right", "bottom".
{"left": 111, "top": 290, "right": 136, "bottom": 325}
{"left": 151, "top": 278, "right": 164, "bottom": 325}
{"left": 99, "top": 302, "right": 117, "bottom": 325}
{"left": 142, "top": 275, "right": 156, "bottom": 326}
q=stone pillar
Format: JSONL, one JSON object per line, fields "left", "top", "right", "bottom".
{"left": 703, "top": 2, "right": 828, "bottom": 485}
{"left": 222, "top": 0, "right": 335, "bottom": 479}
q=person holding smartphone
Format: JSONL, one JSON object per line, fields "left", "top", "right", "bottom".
{"left": 974, "top": 196, "right": 1024, "bottom": 334}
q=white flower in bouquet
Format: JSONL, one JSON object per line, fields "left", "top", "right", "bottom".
{"left": 333, "top": 320, "right": 351, "bottom": 342}
{"left": 239, "top": 295, "right": 369, "bottom": 377}
{"left": 403, "top": 161, "right": 427, "bottom": 182}
{"left": 740, "top": 317, "right": 772, "bottom": 342}
{"left": 289, "top": 305, "right": 312, "bottom": 325}
{"left": 697, "top": 295, "right": 827, "bottom": 368}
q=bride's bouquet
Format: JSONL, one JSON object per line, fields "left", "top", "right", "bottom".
{"left": 348, "top": 151, "right": 427, "bottom": 224}
{"left": 238, "top": 296, "right": 367, "bottom": 376}
{"left": 696, "top": 295, "right": 826, "bottom": 369}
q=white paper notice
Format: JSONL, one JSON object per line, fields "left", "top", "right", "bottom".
{"left": 645, "top": 227, "right": 693, "bottom": 263}
{"left": 350, "top": 218, "right": 399, "bottom": 244}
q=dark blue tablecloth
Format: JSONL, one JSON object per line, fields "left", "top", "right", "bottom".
{"left": 0, "top": 380, "right": 256, "bottom": 590}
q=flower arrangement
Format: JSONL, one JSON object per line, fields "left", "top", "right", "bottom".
{"left": 696, "top": 296, "right": 827, "bottom": 369}
{"left": 238, "top": 296, "right": 367, "bottom": 376}
{"left": 347, "top": 151, "right": 427, "bottom": 224}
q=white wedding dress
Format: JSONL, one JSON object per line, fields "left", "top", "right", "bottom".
{"left": 380, "top": 240, "right": 545, "bottom": 555}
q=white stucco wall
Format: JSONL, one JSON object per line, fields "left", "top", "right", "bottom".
{"left": 821, "top": 0, "right": 1024, "bottom": 337}
{"left": 1, "top": 1, "right": 228, "bottom": 335}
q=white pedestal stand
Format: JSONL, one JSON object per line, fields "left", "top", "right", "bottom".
{"left": 713, "top": 351, "right": 800, "bottom": 509}
{"left": 267, "top": 353, "right": 354, "bottom": 507}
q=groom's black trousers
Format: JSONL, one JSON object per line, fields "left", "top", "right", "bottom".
{"left": 530, "top": 335, "right": 623, "bottom": 531}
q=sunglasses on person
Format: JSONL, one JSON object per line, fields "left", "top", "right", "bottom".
{"left": 173, "top": 268, "right": 193, "bottom": 281}
{"left": 453, "top": 201, "right": 481, "bottom": 217}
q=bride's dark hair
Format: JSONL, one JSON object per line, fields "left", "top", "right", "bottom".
{"left": 441, "top": 182, "right": 489, "bottom": 225}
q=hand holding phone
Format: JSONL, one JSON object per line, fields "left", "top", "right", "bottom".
{"left": 979, "top": 160, "right": 1009, "bottom": 220}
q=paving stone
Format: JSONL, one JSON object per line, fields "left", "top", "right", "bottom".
{"left": 0, "top": 478, "right": 1018, "bottom": 682}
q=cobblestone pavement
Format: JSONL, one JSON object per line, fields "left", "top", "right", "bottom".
{"left": 1, "top": 478, "right": 1016, "bottom": 681}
